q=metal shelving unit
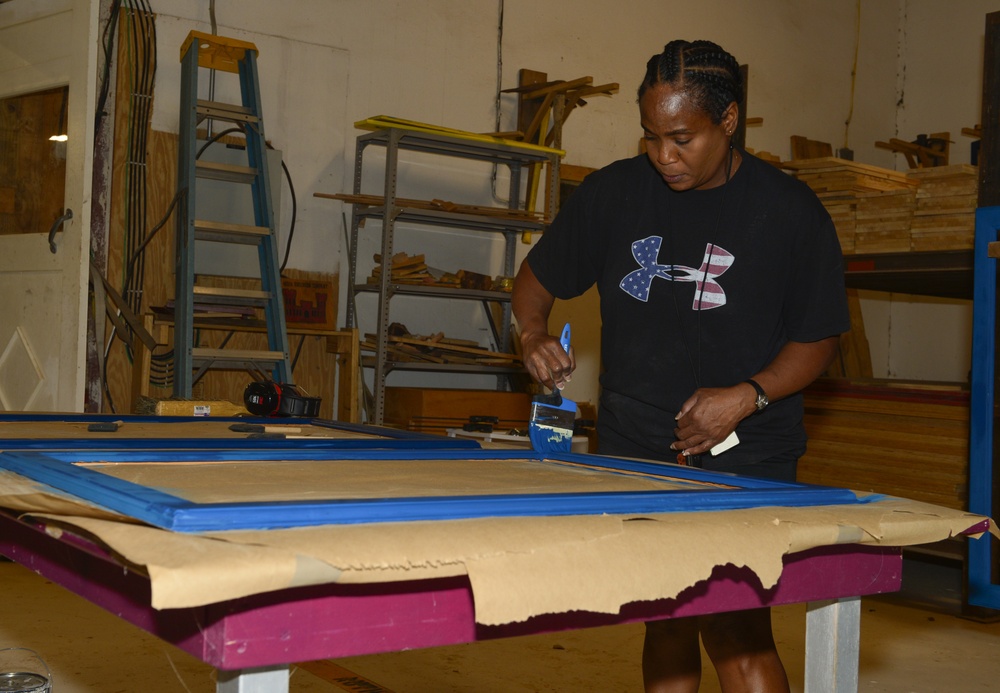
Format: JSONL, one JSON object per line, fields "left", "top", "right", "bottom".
{"left": 344, "top": 126, "right": 561, "bottom": 424}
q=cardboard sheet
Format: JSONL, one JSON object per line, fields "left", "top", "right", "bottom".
{"left": 1, "top": 471, "right": 992, "bottom": 626}
{"left": 88, "top": 456, "right": 715, "bottom": 503}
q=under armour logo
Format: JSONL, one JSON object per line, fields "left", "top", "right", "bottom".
{"left": 619, "top": 237, "right": 734, "bottom": 309}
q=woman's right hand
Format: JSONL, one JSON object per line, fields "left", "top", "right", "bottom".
{"left": 512, "top": 260, "right": 575, "bottom": 391}
{"left": 520, "top": 329, "right": 575, "bottom": 392}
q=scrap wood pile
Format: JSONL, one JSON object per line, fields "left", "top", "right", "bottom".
{"left": 368, "top": 252, "right": 512, "bottom": 292}
{"left": 782, "top": 157, "right": 977, "bottom": 254}
{"left": 361, "top": 323, "right": 522, "bottom": 367}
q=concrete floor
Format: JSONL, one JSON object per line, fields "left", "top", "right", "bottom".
{"left": 1, "top": 556, "right": 999, "bottom": 692}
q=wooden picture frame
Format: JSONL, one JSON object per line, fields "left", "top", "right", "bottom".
{"left": 0, "top": 444, "right": 865, "bottom": 532}
{"left": 0, "top": 413, "right": 480, "bottom": 451}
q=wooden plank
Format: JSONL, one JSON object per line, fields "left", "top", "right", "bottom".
{"left": 834, "top": 289, "right": 872, "bottom": 378}
{"left": 790, "top": 135, "right": 833, "bottom": 160}
{"left": 314, "top": 192, "right": 546, "bottom": 222}
{"left": 799, "top": 379, "right": 970, "bottom": 509}
{"left": 521, "top": 75, "right": 593, "bottom": 100}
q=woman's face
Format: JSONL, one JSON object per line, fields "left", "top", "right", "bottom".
{"left": 639, "top": 82, "right": 737, "bottom": 191}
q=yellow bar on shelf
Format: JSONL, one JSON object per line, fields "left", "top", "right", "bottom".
{"left": 355, "top": 115, "right": 566, "bottom": 157}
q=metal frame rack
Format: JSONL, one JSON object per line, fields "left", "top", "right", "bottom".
{"left": 344, "top": 126, "right": 560, "bottom": 424}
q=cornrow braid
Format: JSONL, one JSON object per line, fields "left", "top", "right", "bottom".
{"left": 637, "top": 39, "right": 743, "bottom": 124}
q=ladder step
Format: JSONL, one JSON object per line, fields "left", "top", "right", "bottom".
{"left": 193, "top": 286, "right": 270, "bottom": 306}
{"left": 192, "top": 347, "right": 286, "bottom": 364}
{"left": 196, "top": 160, "right": 258, "bottom": 183}
{"left": 196, "top": 99, "right": 259, "bottom": 125}
{"left": 194, "top": 219, "right": 271, "bottom": 244}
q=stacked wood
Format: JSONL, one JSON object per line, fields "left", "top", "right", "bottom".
{"left": 853, "top": 188, "right": 916, "bottom": 254}
{"left": 821, "top": 196, "right": 857, "bottom": 254}
{"left": 784, "top": 157, "right": 915, "bottom": 195}
{"left": 907, "top": 164, "right": 978, "bottom": 251}
{"left": 361, "top": 325, "right": 522, "bottom": 368}
{"left": 369, "top": 252, "right": 436, "bottom": 284}
{"left": 784, "top": 158, "right": 917, "bottom": 255}
{"left": 798, "top": 378, "right": 969, "bottom": 510}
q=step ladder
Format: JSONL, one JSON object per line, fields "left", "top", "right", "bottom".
{"left": 174, "top": 30, "right": 292, "bottom": 397}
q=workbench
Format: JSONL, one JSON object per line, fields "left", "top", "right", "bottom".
{"left": 0, "top": 416, "right": 991, "bottom": 692}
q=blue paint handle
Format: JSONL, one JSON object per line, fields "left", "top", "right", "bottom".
{"left": 559, "top": 323, "right": 571, "bottom": 354}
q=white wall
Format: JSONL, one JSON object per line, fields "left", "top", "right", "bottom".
{"left": 856, "top": 0, "right": 994, "bottom": 384}
{"left": 142, "top": 0, "right": 994, "bottom": 408}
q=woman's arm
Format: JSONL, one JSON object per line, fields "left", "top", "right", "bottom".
{"left": 512, "top": 259, "right": 575, "bottom": 391}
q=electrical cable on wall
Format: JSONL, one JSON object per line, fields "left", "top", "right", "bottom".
{"left": 95, "top": 0, "right": 122, "bottom": 133}
{"left": 490, "top": 0, "right": 507, "bottom": 205}
{"left": 843, "top": 0, "right": 861, "bottom": 155}
{"left": 274, "top": 145, "right": 298, "bottom": 273}
{"left": 100, "top": 0, "right": 157, "bottom": 412}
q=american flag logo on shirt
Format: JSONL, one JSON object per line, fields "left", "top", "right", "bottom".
{"left": 619, "top": 237, "right": 734, "bottom": 310}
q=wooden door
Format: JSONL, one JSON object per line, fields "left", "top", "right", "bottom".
{"left": 0, "top": 0, "right": 98, "bottom": 411}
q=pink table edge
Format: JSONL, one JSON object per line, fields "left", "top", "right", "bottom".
{"left": 5, "top": 511, "right": 974, "bottom": 671}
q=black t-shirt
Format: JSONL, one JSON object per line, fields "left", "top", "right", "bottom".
{"left": 527, "top": 151, "right": 850, "bottom": 466}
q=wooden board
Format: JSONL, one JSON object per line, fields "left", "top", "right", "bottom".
{"left": 798, "top": 379, "right": 969, "bottom": 510}
{"left": 383, "top": 387, "right": 532, "bottom": 434}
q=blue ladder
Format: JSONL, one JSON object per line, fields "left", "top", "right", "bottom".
{"left": 174, "top": 30, "right": 291, "bottom": 397}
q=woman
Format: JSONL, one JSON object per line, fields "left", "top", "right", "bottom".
{"left": 512, "top": 39, "right": 849, "bottom": 692}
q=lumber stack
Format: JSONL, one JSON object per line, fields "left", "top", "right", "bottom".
{"left": 784, "top": 157, "right": 978, "bottom": 255}
{"left": 784, "top": 157, "right": 917, "bottom": 255}
{"left": 853, "top": 188, "right": 916, "bottom": 254}
{"left": 821, "top": 197, "right": 857, "bottom": 254}
{"left": 784, "top": 157, "right": 915, "bottom": 195}
{"left": 908, "top": 164, "right": 978, "bottom": 251}
{"left": 798, "top": 378, "right": 969, "bottom": 510}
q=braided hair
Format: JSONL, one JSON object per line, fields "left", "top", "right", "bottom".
{"left": 637, "top": 40, "right": 742, "bottom": 125}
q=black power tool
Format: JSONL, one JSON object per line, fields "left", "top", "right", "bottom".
{"left": 243, "top": 381, "right": 321, "bottom": 417}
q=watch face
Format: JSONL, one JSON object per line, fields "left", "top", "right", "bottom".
{"left": 756, "top": 394, "right": 768, "bottom": 411}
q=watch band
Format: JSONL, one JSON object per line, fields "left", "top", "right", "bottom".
{"left": 744, "top": 378, "right": 768, "bottom": 412}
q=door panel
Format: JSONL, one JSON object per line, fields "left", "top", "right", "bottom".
{"left": 0, "top": 0, "right": 98, "bottom": 411}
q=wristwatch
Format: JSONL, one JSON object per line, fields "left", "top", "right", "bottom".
{"left": 745, "top": 378, "right": 769, "bottom": 413}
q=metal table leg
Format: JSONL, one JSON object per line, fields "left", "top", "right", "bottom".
{"left": 217, "top": 665, "right": 289, "bottom": 693}
{"left": 805, "top": 596, "right": 861, "bottom": 693}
